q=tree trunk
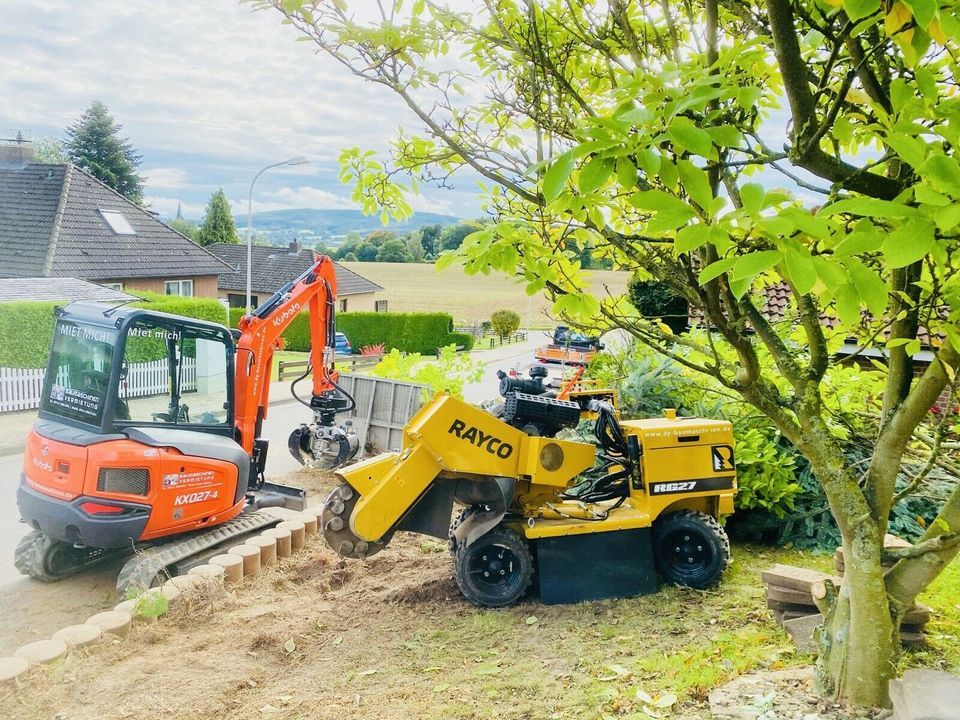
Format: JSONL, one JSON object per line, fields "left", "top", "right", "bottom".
{"left": 815, "top": 530, "right": 898, "bottom": 706}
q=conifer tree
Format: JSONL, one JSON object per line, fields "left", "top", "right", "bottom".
{"left": 65, "top": 101, "right": 143, "bottom": 202}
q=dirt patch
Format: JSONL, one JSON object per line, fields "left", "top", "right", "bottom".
{"left": 708, "top": 667, "right": 887, "bottom": 719}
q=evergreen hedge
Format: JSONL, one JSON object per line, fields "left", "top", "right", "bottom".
{"left": 228, "top": 309, "right": 474, "bottom": 354}
{"left": 0, "top": 294, "right": 228, "bottom": 369}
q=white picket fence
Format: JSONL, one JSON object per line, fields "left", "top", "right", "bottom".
{"left": 0, "top": 358, "right": 197, "bottom": 413}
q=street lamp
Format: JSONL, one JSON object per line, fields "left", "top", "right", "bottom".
{"left": 246, "top": 156, "right": 310, "bottom": 316}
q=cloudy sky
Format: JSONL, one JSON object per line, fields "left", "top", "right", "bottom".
{"left": 0, "top": 0, "right": 482, "bottom": 221}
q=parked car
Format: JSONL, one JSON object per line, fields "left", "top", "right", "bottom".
{"left": 334, "top": 332, "right": 352, "bottom": 355}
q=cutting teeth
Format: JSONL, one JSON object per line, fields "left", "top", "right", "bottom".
{"left": 337, "top": 486, "right": 354, "bottom": 502}
{"left": 329, "top": 500, "right": 345, "bottom": 515}
{"left": 326, "top": 517, "right": 344, "bottom": 532}
{"left": 338, "top": 540, "right": 355, "bottom": 556}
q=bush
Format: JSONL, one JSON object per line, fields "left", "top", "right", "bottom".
{"left": 0, "top": 302, "right": 60, "bottom": 368}
{"left": 228, "top": 309, "right": 466, "bottom": 355}
{"left": 490, "top": 309, "right": 521, "bottom": 337}
{"left": 0, "top": 294, "right": 229, "bottom": 369}
{"left": 627, "top": 276, "right": 689, "bottom": 335}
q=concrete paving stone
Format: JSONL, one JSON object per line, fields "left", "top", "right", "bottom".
{"left": 52, "top": 624, "right": 102, "bottom": 648}
{"left": 0, "top": 656, "right": 31, "bottom": 682}
{"left": 277, "top": 520, "right": 306, "bottom": 550}
{"left": 227, "top": 544, "right": 262, "bottom": 575}
{"left": 86, "top": 610, "right": 132, "bottom": 638}
{"left": 15, "top": 638, "right": 68, "bottom": 665}
{"left": 209, "top": 554, "right": 244, "bottom": 584}
{"left": 248, "top": 535, "right": 278, "bottom": 566}
{"left": 263, "top": 527, "right": 293, "bottom": 558}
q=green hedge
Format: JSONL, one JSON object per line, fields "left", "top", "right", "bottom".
{"left": 0, "top": 302, "right": 60, "bottom": 368}
{"left": 228, "top": 309, "right": 473, "bottom": 354}
{"left": 0, "top": 294, "right": 229, "bottom": 369}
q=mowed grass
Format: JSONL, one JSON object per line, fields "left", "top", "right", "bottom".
{"left": 342, "top": 261, "right": 631, "bottom": 327}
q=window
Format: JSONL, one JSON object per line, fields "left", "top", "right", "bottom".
{"left": 42, "top": 320, "right": 118, "bottom": 426}
{"left": 375, "top": 299, "right": 388, "bottom": 313}
{"left": 117, "top": 318, "right": 230, "bottom": 427}
{"left": 227, "top": 293, "right": 257, "bottom": 309}
{"left": 99, "top": 210, "right": 136, "bottom": 235}
{"left": 165, "top": 279, "right": 194, "bottom": 297}
{"left": 100, "top": 282, "right": 124, "bottom": 291}
{"left": 339, "top": 298, "right": 348, "bottom": 312}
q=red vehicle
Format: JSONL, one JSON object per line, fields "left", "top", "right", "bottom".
{"left": 16, "top": 255, "right": 357, "bottom": 593}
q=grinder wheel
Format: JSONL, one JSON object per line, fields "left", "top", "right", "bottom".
{"left": 320, "top": 482, "right": 392, "bottom": 560}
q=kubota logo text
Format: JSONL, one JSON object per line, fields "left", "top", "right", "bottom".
{"left": 448, "top": 419, "right": 513, "bottom": 458}
{"left": 271, "top": 302, "right": 301, "bottom": 327}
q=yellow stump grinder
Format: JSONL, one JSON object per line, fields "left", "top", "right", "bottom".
{"left": 322, "top": 367, "right": 737, "bottom": 606}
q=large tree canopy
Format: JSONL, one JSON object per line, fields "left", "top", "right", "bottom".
{"left": 65, "top": 101, "right": 143, "bottom": 203}
{"left": 255, "top": 0, "right": 960, "bottom": 706}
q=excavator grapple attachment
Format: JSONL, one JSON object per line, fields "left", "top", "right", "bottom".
{"left": 288, "top": 423, "right": 359, "bottom": 469}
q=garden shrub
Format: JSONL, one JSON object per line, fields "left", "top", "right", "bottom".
{"left": 490, "top": 309, "right": 521, "bottom": 337}
{"left": 230, "top": 308, "right": 468, "bottom": 355}
{"left": 626, "top": 275, "right": 689, "bottom": 335}
{"left": 370, "top": 344, "right": 483, "bottom": 399}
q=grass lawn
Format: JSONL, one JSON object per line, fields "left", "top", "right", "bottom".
{"left": 342, "top": 261, "right": 631, "bottom": 328}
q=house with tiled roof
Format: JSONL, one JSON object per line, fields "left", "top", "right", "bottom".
{"left": 0, "top": 149, "right": 230, "bottom": 297}
{"left": 207, "top": 242, "right": 385, "bottom": 313}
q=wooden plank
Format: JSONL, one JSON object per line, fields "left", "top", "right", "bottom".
{"left": 761, "top": 564, "right": 841, "bottom": 594}
{"left": 766, "top": 598, "right": 818, "bottom": 613}
{"left": 765, "top": 583, "right": 818, "bottom": 606}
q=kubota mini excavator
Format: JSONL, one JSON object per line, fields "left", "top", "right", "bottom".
{"left": 16, "top": 255, "right": 358, "bottom": 594}
{"left": 321, "top": 366, "right": 737, "bottom": 607}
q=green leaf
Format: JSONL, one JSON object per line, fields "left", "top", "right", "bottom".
{"left": 730, "top": 250, "right": 782, "bottom": 282}
{"left": 698, "top": 257, "right": 737, "bottom": 284}
{"left": 821, "top": 197, "right": 914, "bottom": 218}
{"left": 705, "top": 124, "right": 742, "bottom": 148}
{"left": 542, "top": 150, "right": 575, "bottom": 202}
{"left": 884, "top": 133, "right": 926, "bottom": 168}
{"left": 920, "top": 156, "right": 960, "bottom": 197}
{"left": 812, "top": 256, "right": 848, "bottom": 289}
{"left": 579, "top": 156, "right": 614, "bottom": 194}
{"left": 882, "top": 219, "right": 935, "bottom": 267}
{"left": 934, "top": 204, "right": 960, "bottom": 231}
{"left": 833, "top": 227, "right": 884, "bottom": 257}
{"left": 834, "top": 283, "right": 861, "bottom": 326}
{"left": 843, "top": 258, "right": 888, "bottom": 316}
{"left": 525, "top": 615, "right": 539, "bottom": 625}
{"left": 904, "top": 0, "right": 936, "bottom": 28}
{"left": 668, "top": 117, "right": 714, "bottom": 157}
{"left": 635, "top": 149, "right": 661, "bottom": 177}
{"left": 675, "top": 224, "right": 707, "bottom": 254}
{"left": 844, "top": 0, "right": 880, "bottom": 21}
{"left": 616, "top": 158, "right": 638, "bottom": 190}
{"left": 739, "top": 183, "right": 765, "bottom": 215}
{"left": 677, "top": 159, "right": 712, "bottom": 211}
{"left": 629, "top": 190, "right": 693, "bottom": 215}
{"left": 784, "top": 245, "right": 817, "bottom": 295}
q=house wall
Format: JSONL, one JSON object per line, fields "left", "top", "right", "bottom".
{"left": 99, "top": 275, "right": 221, "bottom": 298}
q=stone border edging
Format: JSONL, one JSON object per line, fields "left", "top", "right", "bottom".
{"left": 0, "top": 509, "right": 323, "bottom": 688}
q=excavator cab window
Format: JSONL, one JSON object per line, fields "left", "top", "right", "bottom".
{"left": 116, "top": 317, "right": 232, "bottom": 430}
{"left": 41, "top": 320, "right": 118, "bottom": 427}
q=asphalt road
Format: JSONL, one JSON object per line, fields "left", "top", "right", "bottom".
{"left": 0, "top": 330, "right": 624, "bottom": 651}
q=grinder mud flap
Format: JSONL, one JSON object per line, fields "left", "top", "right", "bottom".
{"left": 451, "top": 476, "right": 515, "bottom": 550}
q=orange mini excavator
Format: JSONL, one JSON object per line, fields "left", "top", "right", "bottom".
{"left": 15, "top": 255, "right": 357, "bottom": 593}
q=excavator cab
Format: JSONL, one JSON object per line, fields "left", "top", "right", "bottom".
{"left": 40, "top": 303, "right": 235, "bottom": 437}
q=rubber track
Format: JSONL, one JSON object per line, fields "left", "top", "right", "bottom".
{"left": 13, "top": 530, "right": 121, "bottom": 582}
{"left": 115, "top": 512, "right": 280, "bottom": 597}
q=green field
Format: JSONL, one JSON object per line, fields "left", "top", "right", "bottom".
{"left": 342, "top": 261, "right": 630, "bottom": 327}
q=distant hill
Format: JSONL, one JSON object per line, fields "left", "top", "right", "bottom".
{"left": 236, "top": 208, "right": 461, "bottom": 245}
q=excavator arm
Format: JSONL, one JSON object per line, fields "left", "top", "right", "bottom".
{"left": 233, "top": 254, "right": 358, "bottom": 472}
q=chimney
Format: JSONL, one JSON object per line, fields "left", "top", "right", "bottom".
{"left": 0, "top": 134, "right": 35, "bottom": 167}
{"left": 288, "top": 240, "right": 301, "bottom": 254}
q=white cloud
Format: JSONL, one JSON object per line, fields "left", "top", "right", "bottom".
{"left": 143, "top": 167, "right": 188, "bottom": 190}
{"left": 261, "top": 186, "right": 357, "bottom": 210}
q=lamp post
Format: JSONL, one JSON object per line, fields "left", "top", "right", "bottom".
{"left": 246, "top": 156, "right": 310, "bottom": 316}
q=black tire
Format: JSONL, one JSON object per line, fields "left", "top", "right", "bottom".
{"left": 653, "top": 510, "right": 730, "bottom": 589}
{"left": 447, "top": 505, "right": 481, "bottom": 556}
{"left": 454, "top": 525, "right": 534, "bottom": 607}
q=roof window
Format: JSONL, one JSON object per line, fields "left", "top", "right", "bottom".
{"left": 99, "top": 209, "right": 136, "bottom": 235}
